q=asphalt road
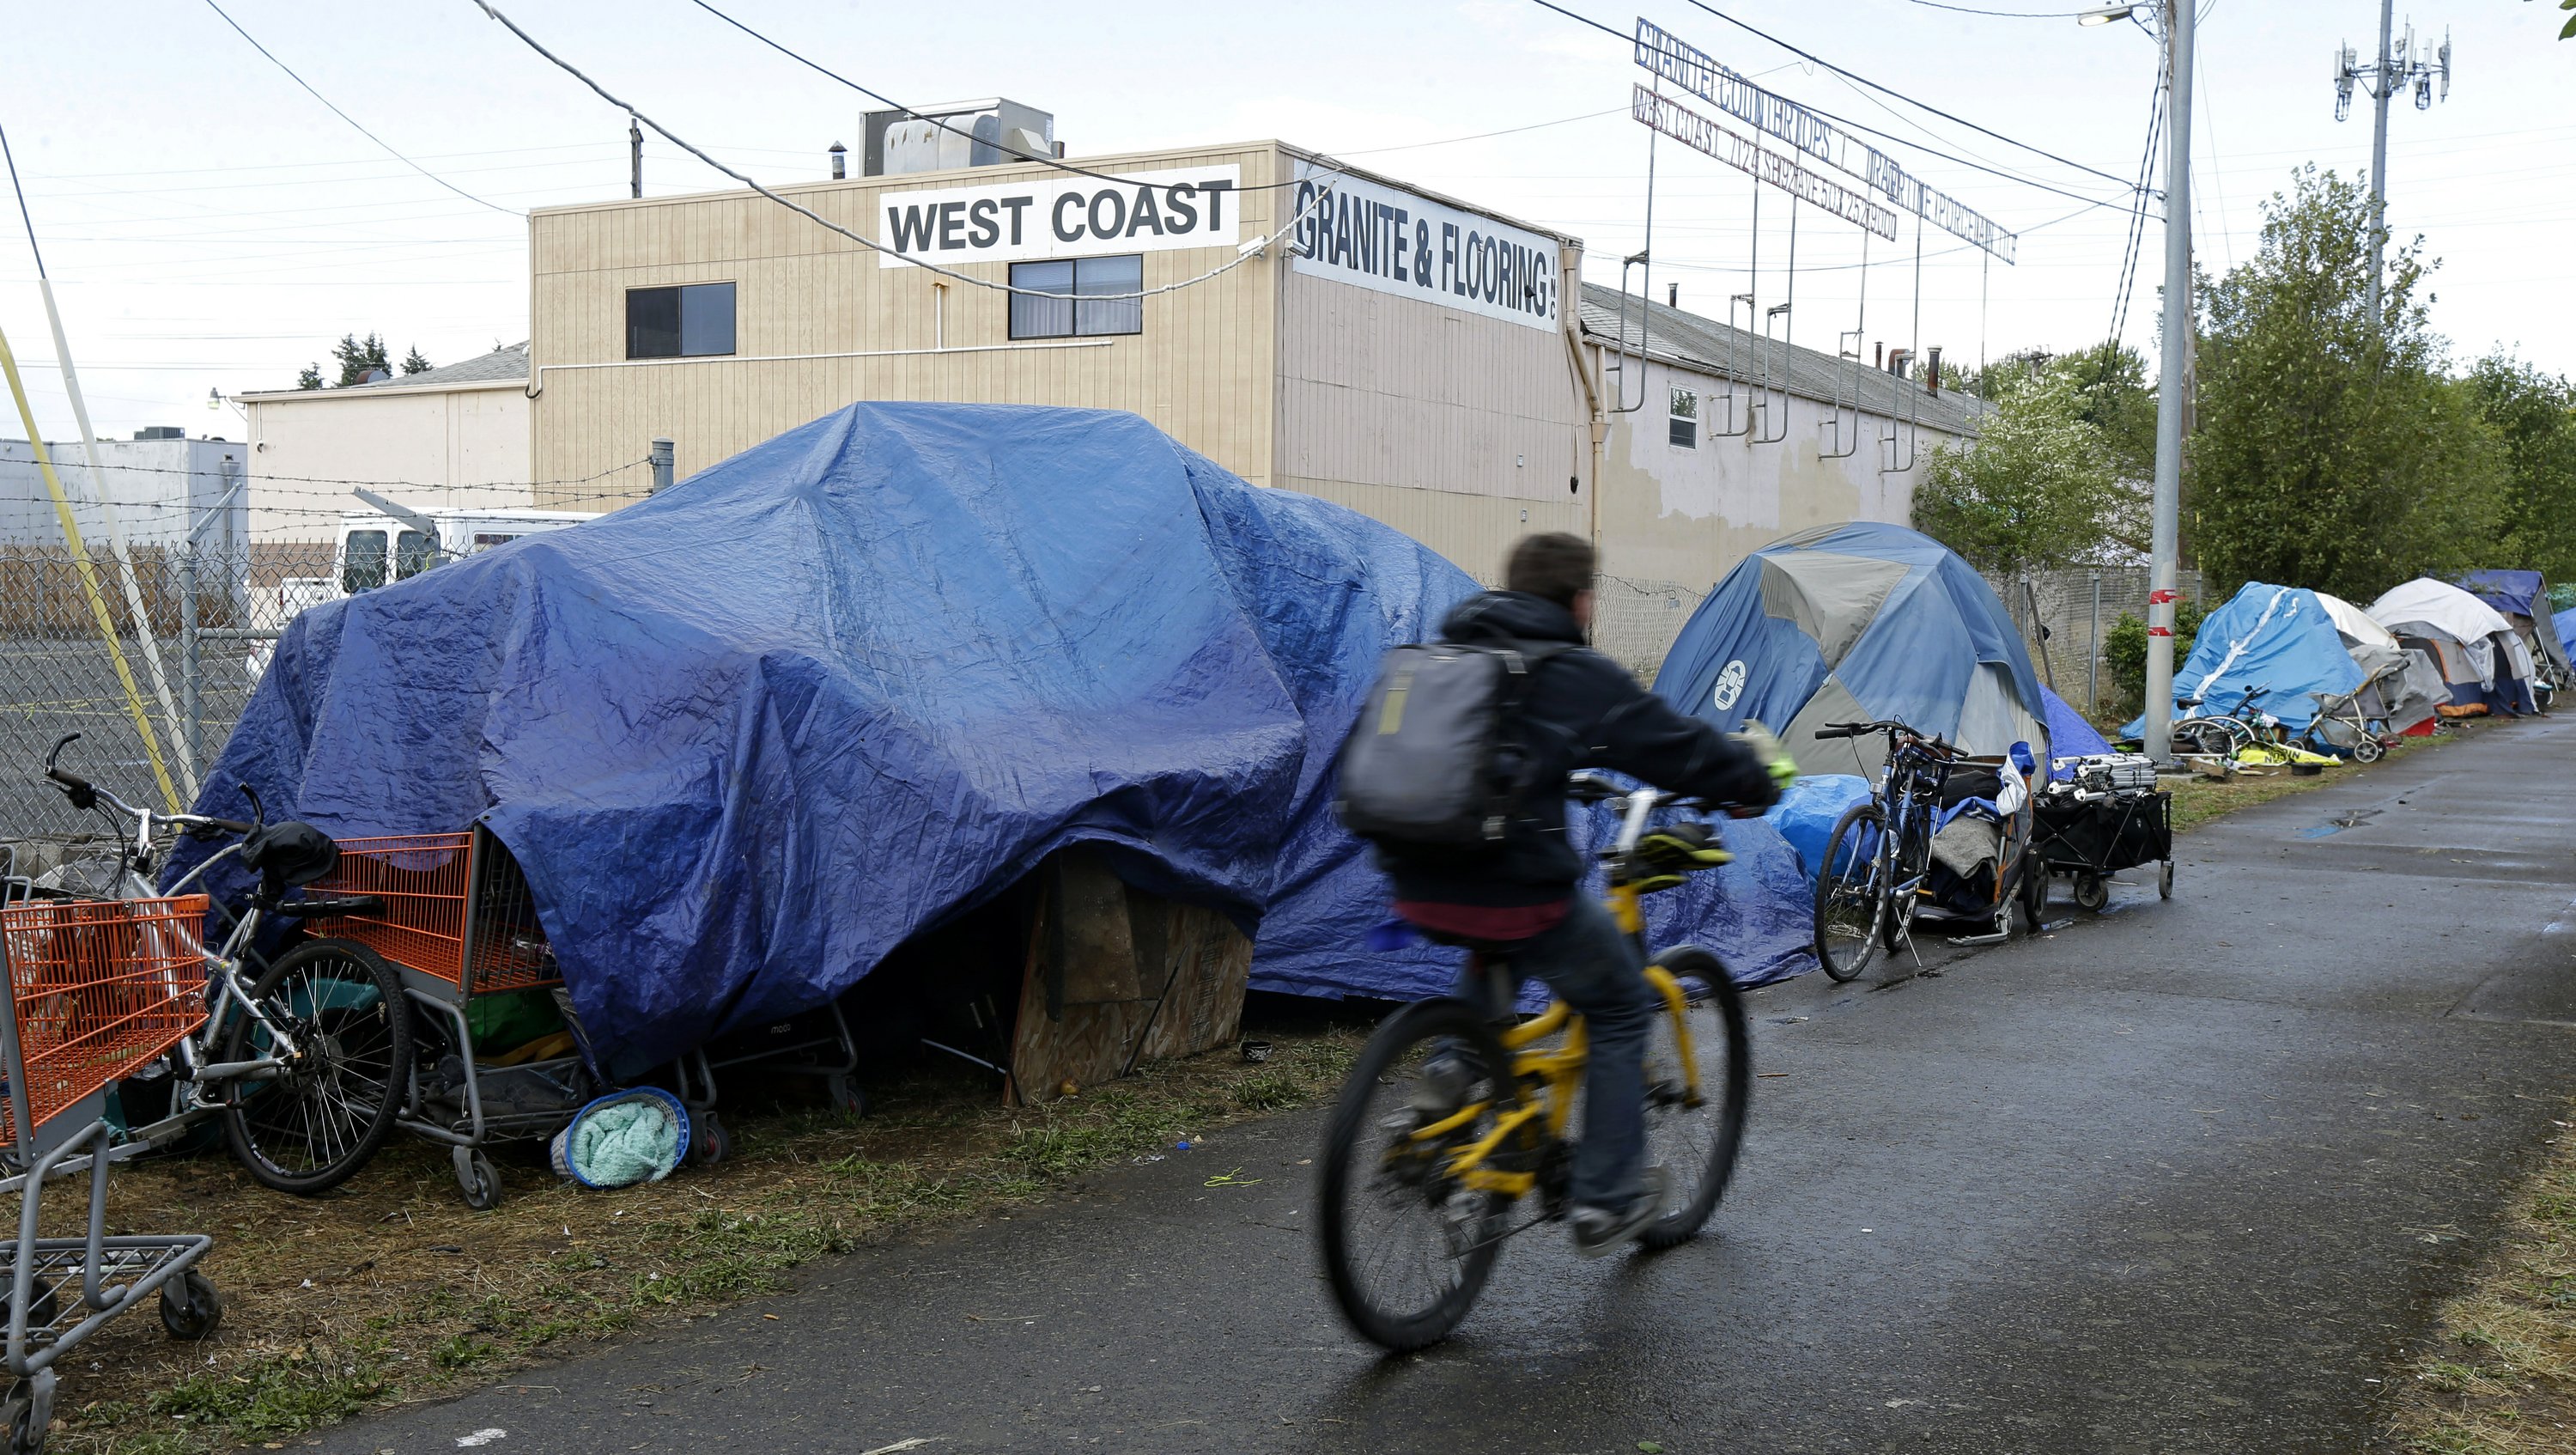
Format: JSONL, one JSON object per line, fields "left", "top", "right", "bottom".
{"left": 319, "top": 716, "right": 2576, "bottom": 1455}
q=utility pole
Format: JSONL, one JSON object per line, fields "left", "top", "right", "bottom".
{"left": 2140, "top": 0, "right": 2194, "bottom": 764}
{"left": 629, "top": 114, "right": 643, "bottom": 199}
{"left": 2336, "top": 5, "right": 2451, "bottom": 322}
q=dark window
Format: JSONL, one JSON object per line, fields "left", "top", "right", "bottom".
{"left": 343, "top": 530, "right": 386, "bottom": 594}
{"left": 1009, "top": 255, "right": 1144, "bottom": 339}
{"left": 626, "top": 282, "right": 737, "bottom": 359}
{"left": 394, "top": 530, "right": 436, "bottom": 580}
{"left": 1668, "top": 387, "right": 1698, "bottom": 449}
{"left": 471, "top": 533, "right": 520, "bottom": 551}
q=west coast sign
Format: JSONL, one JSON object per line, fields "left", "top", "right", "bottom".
{"left": 875, "top": 166, "right": 1242, "bottom": 268}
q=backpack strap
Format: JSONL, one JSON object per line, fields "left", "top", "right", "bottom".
{"left": 1479, "top": 640, "right": 1579, "bottom": 839}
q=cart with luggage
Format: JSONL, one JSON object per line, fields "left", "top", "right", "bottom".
{"left": 2029, "top": 753, "right": 2175, "bottom": 912}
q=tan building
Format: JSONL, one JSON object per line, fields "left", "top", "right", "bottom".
{"left": 235, "top": 344, "right": 534, "bottom": 544}
{"left": 524, "top": 135, "right": 1979, "bottom": 671}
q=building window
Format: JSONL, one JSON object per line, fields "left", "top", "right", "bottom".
{"left": 626, "top": 282, "right": 737, "bottom": 359}
{"left": 1668, "top": 387, "right": 1698, "bottom": 449}
{"left": 343, "top": 530, "right": 386, "bottom": 594}
{"left": 1008, "top": 255, "right": 1144, "bottom": 340}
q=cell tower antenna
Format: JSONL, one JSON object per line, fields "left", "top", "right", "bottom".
{"left": 2333, "top": 3, "right": 2452, "bottom": 321}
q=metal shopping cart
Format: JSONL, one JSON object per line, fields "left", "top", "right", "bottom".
{"left": 305, "top": 828, "right": 592, "bottom": 1209}
{"left": 0, "top": 887, "right": 223, "bottom": 1454}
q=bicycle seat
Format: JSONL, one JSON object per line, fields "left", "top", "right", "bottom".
{"left": 240, "top": 821, "right": 340, "bottom": 892}
{"left": 2175, "top": 697, "right": 2202, "bottom": 709}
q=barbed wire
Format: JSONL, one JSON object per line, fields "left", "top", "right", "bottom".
{"left": 0, "top": 456, "right": 649, "bottom": 492}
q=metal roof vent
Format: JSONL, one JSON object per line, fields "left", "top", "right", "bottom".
{"left": 862, "top": 98, "right": 1054, "bottom": 177}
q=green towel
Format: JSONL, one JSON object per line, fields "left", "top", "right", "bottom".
{"left": 567, "top": 1098, "right": 680, "bottom": 1187}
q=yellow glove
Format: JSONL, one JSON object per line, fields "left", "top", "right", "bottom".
{"left": 1733, "top": 720, "right": 1800, "bottom": 795}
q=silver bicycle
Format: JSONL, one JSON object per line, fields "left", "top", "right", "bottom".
{"left": 27, "top": 734, "right": 416, "bottom": 1195}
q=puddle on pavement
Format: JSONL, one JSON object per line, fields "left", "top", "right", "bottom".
{"left": 2299, "top": 807, "right": 2385, "bottom": 839}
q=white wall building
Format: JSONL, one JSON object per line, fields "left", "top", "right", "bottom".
{"left": 0, "top": 430, "right": 249, "bottom": 556}
{"left": 234, "top": 343, "right": 531, "bottom": 545}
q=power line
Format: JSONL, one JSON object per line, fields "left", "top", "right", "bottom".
{"left": 1674, "top": 0, "right": 2136, "bottom": 188}
{"left": 1903, "top": 0, "right": 2093, "bottom": 15}
{"left": 198, "top": 0, "right": 520, "bottom": 217}
{"left": 0, "top": 121, "right": 46, "bottom": 279}
{"left": 465, "top": 0, "right": 1340, "bottom": 306}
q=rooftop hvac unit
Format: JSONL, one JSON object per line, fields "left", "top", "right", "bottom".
{"left": 862, "top": 98, "right": 1055, "bottom": 178}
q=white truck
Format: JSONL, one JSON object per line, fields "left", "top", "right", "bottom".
{"left": 276, "top": 506, "right": 602, "bottom": 615}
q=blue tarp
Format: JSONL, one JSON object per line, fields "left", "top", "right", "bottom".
{"left": 2462, "top": 569, "right": 2548, "bottom": 623}
{"left": 1653, "top": 522, "right": 2050, "bottom": 768}
{"left": 2123, "top": 581, "right": 2361, "bottom": 736}
{"left": 178, "top": 404, "right": 1492, "bottom": 1072}
{"left": 2558, "top": 606, "right": 2576, "bottom": 661}
{"left": 2039, "top": 684, "right": 2111, "bottom": 774}
{"left": 1765, "top": 774, "right": 1874, "bottom": 884}
{"left": 177, "top": 403, "right": 1816, "bottom": 1071}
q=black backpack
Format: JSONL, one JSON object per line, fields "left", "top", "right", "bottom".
{"left": 1334, "top": 639, "right": 1571, "bottom": 849}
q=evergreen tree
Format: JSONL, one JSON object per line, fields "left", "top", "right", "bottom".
{"left": 330, "top": 332, "right": 393, "bottom": 387}
{"left": 401, "top": 345, "right": 433, "bottom": 375}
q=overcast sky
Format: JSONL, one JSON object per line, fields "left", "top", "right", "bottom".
{"left": 2, "top": 0, "right": 2567, "bottom": 441}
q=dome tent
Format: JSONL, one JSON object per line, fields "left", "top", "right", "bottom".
{"left": 1652, "top": 522, "right": 2049, "bottom": 775}
{"left": 2122, "top": 581, "right": 2362, "bottom": 737}
{"left": 2369, "top": 577, "right": 2535, "bottom": 715}
{"left": 2459, "top": 569, "right": 2573, "bottom": 683}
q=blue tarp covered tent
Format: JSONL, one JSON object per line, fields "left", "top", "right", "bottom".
{"left": 2124, "top": 581, "right": 2361, "bottom": 737}
{"left": 2559, "top": 606, "right": 2576, "bottom": 663}
{"left": 177, "top": 403, "right": 1815, "bottom": 1070}
{"left": 179, "top": 404, "right": 1495, "bottom": 1071}
{"left": 2461, "top": 569, "right": 2574, "bottom": 682}
{"left": 1654, "top": 522, "right": 2050, "bottom": 775}
{"left": 2039, "top": 684, "right": 2111, "bottom": 773}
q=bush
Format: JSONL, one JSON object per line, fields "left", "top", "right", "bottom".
{"left": 2101, "top": 597, "right": 2206, "bottom": 717}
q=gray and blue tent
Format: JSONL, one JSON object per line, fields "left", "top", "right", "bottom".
{"left": 1654, "top": 521, "right": 2049, "bottom": 773}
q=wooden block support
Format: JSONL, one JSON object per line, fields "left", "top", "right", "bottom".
{"left": 1005, "top": 848, "right": 1253, "bottom": 1105}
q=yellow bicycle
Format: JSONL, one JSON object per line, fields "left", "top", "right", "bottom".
{"left": 1317, "top": 772, "right": 1754, "bottom": 1350}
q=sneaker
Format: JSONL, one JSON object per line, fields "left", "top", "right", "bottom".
{"left": 1408, "top": 1053, "right": 1475, "bottom": 1120}
{"left": 1570, "top": 1166, "right": 1670, "bottom": 1257}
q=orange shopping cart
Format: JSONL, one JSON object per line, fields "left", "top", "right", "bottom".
{"left": 0, "top": 879, "right": 222, "bottom": 1454}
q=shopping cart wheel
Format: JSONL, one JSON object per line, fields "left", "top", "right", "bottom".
{"left": 691, "top": 1113, "right": 732, "bottom": 1166}
{"left": 5, "top": 1369, "right": 52, "bottom": 1455}
{"left": 452, "top": 1147, "right": 503, "bottom": 1210}
{"left": 2159, "top": 860, "right": 2175, "bottom": 899}
{"left": 823, "top": 1075, "right": 868, "bottom": 1120}
{"left": 158, "top": 1269, "right": 222, "bottom": 1341}
{"left": 2073, "top": 874, "right": 2110, "bottom": 913}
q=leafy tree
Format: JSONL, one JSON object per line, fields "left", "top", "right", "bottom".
{"left": 1911, "top": 366, "right": 2129, "bottom": 578}
{"left": 2187, "top": 166, "right": 2508, "bottom": 601}
{"left": 295, "top": 362, "right": 325, "bottom": 391}
{"left": 401, "top": 345, "right": 433, "bottom": 375}
{"left": 2465, "top": 352, "right": 2576, "bottom": 581}
{"left": 2102, "top": 597, "right": 2207, "bottom": 718}
{"left": 330, "top": 332, "right": 392, "bottom": 387}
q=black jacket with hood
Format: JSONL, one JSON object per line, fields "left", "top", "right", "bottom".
{"left": 1372, "top": 589, "right": 1781, "bottom": 909}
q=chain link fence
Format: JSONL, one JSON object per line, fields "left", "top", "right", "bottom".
{"left": 1984, "top": 566, "right": 2206, "bottom": 724}
{"left": 1591, "top": 573, "right": 1708, "bottom": 682}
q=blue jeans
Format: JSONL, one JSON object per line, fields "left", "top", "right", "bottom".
{"left": 1454, "top": 893, "right": 1653, "bottom": 1212}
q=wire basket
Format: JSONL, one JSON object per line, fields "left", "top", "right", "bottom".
{"left": 309, "top": 828, "right": 558, "bottom": 995}
{"left": 0, "top": 895, "right": 210, "bottom": 1146}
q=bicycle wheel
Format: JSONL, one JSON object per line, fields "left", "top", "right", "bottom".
{"left": 220, "top": 937, "right": 416, "bottom": 1195}
{"left": 1317, "top": 998, "right": 1520, "bottom": 1351}
{"left": 1637, "top": 947, "right": 1750, "bottom": 1249}
{"left": 1814, "top": 805, "right": 1886, "bottom": 983}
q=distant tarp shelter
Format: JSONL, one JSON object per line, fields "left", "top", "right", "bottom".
{"left": 2460, "top": 569, "right": 2573, "bottom": 681}
{"left": 2124, "top": 581, "right": 2361, "bottom": 737}
{"left": 2038, "top": 684, "right": 2111, "bottom": 775}
{"left": 2559, "top": 606, "right": 2576, "bottom": 664}
{"left": 1654, "top": 521, "right": 2050, "bottom": 776}
{"left": 2369, "top": 577, "right": 2534, "bottom": 715}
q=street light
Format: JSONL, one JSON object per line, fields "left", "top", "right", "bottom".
{"left": 2082, "top": 0, "right": 2192, "bottom": 766}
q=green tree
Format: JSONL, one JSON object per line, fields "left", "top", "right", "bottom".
{"left": 2466, "top": 352, "right": 2576, "bottom": 581}
{"left": 401, "top": 345, "right": 433, "bottom": 375}
{"left": 2188, "top": 166, "right": 2508, "bottom": 600}
{"left": 295, "top": 362, "right": 325, "bottom": 391}
{"left": 330, "top": 332, "right": 393, "bottom": 387}
{"left": 1911, "top": 367, "right": 2127, "bottom": 578}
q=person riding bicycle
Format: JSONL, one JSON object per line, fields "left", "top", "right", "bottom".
{"left": 1372, "top": 533, "right": 1787, "bottom": 1255}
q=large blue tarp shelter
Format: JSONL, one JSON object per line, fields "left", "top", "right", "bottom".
{"left": 2461, "top": 569, "right": 2575, "bottom": 681}
{"left": 176, "top": 403, "right": 1814, "bottom": 1072}
{"left": 1653, "top": 522, "right": 2050, "bottom": 775}
{"left": 2124, "top": 581, "right": 2361, "bottom": 736}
